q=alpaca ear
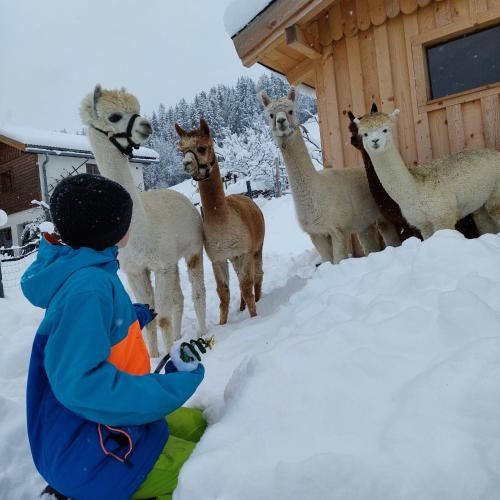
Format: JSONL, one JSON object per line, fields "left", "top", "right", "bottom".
{"left": 287, "top": 87, "right": 296, "bottom": 102}
{"left": 92, "top": 84, "right": 102, "bottom": 118}
{"left": 175, "top": 123, "right": 187, "bottom": 137}
{"left": 353, "top": 117, "right": 361, "bottom": 125}
{"left": 258, "top": 90, "right": 270, "bottom": 107}
{"left": 371, "top": 103, "right": 378, "bottom": 113}
{"left": 347, "top": 111, "right": 356, "bottom": 122}
{"left": 389, "top": 108, "right": 400, "bottom": 122}
{"left": 199, "top": 118, "right": 210, "bottom": 136}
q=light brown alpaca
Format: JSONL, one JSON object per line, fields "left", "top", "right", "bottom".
{"left": 175, "top": 119, "right": 265, "bottom": 325}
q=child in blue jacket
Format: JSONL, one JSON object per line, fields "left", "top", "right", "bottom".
{"left": 22, "top": 174, "right": 206, "bottom": 500}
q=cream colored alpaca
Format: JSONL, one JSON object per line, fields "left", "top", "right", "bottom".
{"left": 80, "top": 85, "right": 206, "bottom": 357}
{"left": 259, "top": 88, "right": 400, "bottom": 264}
{"left": 354, "top": 109, "right": 500, "bottom": 239}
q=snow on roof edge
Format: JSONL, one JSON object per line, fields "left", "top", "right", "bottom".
{"left": 224, "top": 0, "right": 276, "bottom": 37}
{"left": 0, "top": 123, "right": 159, "bottom": 163}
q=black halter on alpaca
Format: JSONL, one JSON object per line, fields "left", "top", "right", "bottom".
{"left": 186, "top": 149, "right": 216, "bottom": 182}
{"left": 92, "top": 114, "right": 141, "bottom": 159}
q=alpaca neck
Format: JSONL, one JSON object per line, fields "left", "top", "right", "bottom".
{"left": 369, "top": 141, "right": 418, "bottom": 200}
{"left": 198, "top": 160, "right": 229, "bottom": 221}
{"left": 276, "top": 128, "right": 317, "bottom": 197}
{"left": 87, "top": 127, "right": 150, "bottom": 237}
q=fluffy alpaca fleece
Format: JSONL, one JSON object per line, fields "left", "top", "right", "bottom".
{"left": 175, "top": 118, "right": 265, "bottom": 325}
{"left": 355, "top": 109, "right": 500, "bottom": 239}
{"left": 80, "top": 85, "right": 207, "bottom": 357}
{"left": 348, "top": 106, "right": 480, "bottom": 241}
{"left": 259, "top": 88, "right": 400, "bottom": 264}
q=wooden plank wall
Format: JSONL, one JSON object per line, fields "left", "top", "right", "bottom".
{"left": 314, "top": 0, "right": 500, "bottom": 169}
{"left": 0, "top": 144, "right": 41, "bottom": 214}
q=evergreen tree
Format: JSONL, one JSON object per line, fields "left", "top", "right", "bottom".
{"left": 144, "top": 72, "right": 318, "bottom": 191}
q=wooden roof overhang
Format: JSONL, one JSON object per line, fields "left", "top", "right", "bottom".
{"left": 231, "top": 0, "right": 450, "bottom": 87}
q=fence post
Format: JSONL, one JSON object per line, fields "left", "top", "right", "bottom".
{"left": 0, "top": 259, "right": 4, "bottom": 298}
{"left": 275, "top": 157, "right": 282, "bottom": 198}
{"left": 246, "top": 180, "right": 252, "bottom": 197}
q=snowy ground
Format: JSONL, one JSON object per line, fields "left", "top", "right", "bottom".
{"left": 1, "top": 193, "right": 500, "bottom": 499}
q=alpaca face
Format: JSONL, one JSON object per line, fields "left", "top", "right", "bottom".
{"left": 259, "top": 88, "right": 298, "bottom": 138}
{"left": 355, "top": 110, "right": 400, "bottom": 155}
{"left": 81, "top": 85, "right": 153, "bottom": 146}
{"left": 175, "top": 119, "right": 216, "bottom": 180}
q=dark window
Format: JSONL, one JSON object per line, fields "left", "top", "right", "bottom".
{"left": 426, "top": 24, "right": 500, "bottom": 100}
{"left": 86, "top": 163, "right": 100, "bottom": 175}
{"left": 0, "top": 170, "right": 14, "bottom": 193}
{"left": 0, "top": 227, "right": 12, "bottom": 247}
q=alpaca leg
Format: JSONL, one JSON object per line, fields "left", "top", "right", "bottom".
{"left": 378, "top": 220, "right": 401, "bottom": 247}
{"left": 454, "top": 213, "right": 479, "bottom": 239}
{"left": 309, "top": 233, "right": 333, "bottom": 263}
{"left": 230, "top": 256, "right": 245, "bottom": 311}
{"left": 419, "top": 223, "right": 435, "bottom": 240}
{"left": 154, "top": 268, "right": 178, "bottom": 353}
{"left": 430, "top": 215, "right": 457, "bottom": 234}
{"left": 171, "top": 266, "right": 184, "bottom": 343}
{"left": 126, "top": 268, "right": 158, "bottom": 358}
{"left": 400, "top": 222, "right": 423, "bottom": 241}
{"left": 358, "top": 224, "right": 382, "bottom": 255}
{"left": 473, "top": 205, "right": 498, "bottom": 235}
{"left": 254, "top": 245, "right": 264, "bottom": 303}
{"left": 212, "top": 261, "right": 230, "bottom": 325}
{"left": 329, "top": 230, "right": 349, "bottom": 264}
{"left": 186, "top": 252, "right": 207, "bottom": 336}
{"left": 237, "top": 253, "right": 257, "bottom": 318}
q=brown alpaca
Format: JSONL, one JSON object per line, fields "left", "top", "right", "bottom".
{"left": 348, "top": 105, "right": 479, "bottom": 240}
{"left": 175, "top": 118, "right": 265, "bottom": 324}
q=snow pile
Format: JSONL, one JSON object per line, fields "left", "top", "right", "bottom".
{"left": 177, "top": 229, "right": 500, "bottom": 499}
{"left": 224, "top": 0, "right": 273, "bottom": 36}
{"left": 1, "top": 192, "right": 500, "bottom": 499}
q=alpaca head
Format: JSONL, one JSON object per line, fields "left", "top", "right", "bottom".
{"left": 348, "top": 103, "right": 378, "bottom": 152}
{"left": 258, "top": 87, "right": 299, "bottom": 139}
{"left": 175, "top": 118, "right": 216, "bottom": 181}
{"left": 80, "top": 84, "right": 153, "bottom": 152}
{"left": 354, "top": 108, "right": 400, "bottom": 155}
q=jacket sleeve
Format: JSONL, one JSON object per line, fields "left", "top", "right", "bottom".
{"left": 44, "top": 291, "right": 204, "bottom": 427}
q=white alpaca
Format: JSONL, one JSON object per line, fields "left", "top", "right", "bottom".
{"left": 259, "top": 88, "right": 400, "bottom": 264}
{"left": 355, "top": 109, "right": 500, "bottom": 239}
{"left": 80, "top": 85, "right": 206, "bottom": 357}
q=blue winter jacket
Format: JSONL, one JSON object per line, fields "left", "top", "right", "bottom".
{"left": 22, "top": 235, "right": 204, "bottom": 500}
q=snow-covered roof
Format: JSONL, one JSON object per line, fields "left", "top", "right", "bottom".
{"left": 0, "top": 123, "right": 159, "bottom": 164}
{"left": 224, "top": 0, "right": 275, "bottom": 37}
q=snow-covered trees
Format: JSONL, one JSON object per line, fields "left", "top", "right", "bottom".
{"left": 144, "top": 73, "right": 317, "bottom": 191}
{"left": 218, "top": 127, "right": 279, "bottom": 190}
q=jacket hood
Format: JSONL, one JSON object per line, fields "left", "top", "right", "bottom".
{"left": 21, "top": 234, "right": 119, "bottom": 309}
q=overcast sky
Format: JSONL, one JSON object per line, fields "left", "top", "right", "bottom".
{"left": 0, "top": 0, "right": 266, "bottom": 132}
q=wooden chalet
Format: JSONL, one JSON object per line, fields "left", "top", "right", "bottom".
{"left": 230, "top": 0, "right": 500, "bottom": 169}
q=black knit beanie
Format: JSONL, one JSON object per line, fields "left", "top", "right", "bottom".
{"left": 50, "top": 173, "right": 133, "bottom": 251}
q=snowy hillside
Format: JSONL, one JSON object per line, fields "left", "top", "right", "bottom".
{"left": 1, "top": 193, "right": 500, "bottom": 499}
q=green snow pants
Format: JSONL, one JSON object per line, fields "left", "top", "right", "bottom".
{"left": 131, "top": 407, "right": 207, "bottom": 500}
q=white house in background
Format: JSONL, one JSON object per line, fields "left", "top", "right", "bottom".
{"left": 0, "top": 124, "right": 159, "bottom": 248}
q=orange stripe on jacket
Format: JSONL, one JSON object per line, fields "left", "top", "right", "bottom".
{"left": 107, "top": 320, "right": 151, "bottom": 375}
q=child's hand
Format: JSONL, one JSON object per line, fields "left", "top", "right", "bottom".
{"left": 133, "top": 303, "right": 157, "bottom": 329}
{"left": 169, "top": 342, "right": 200, "bottom": 372}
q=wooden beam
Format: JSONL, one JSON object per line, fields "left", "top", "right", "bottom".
{"left": 285, "top": 24, "right": 323, "bottom": 59}
{"left": 233, "top": 0, "right": 336, "bottom": 67}
{"left": 286, "top": 58, "right": 315, "bottom": 85}
{"left": 0, "top": 135, "right": 26, "bottom": 151}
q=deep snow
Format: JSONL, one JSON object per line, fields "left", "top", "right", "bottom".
{"left": 1, "top": 193, "right": 500, "bottom": 499}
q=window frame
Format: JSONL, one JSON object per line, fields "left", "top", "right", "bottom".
{"left": 410, "top": 12, "right": 500, "bottom": 113}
